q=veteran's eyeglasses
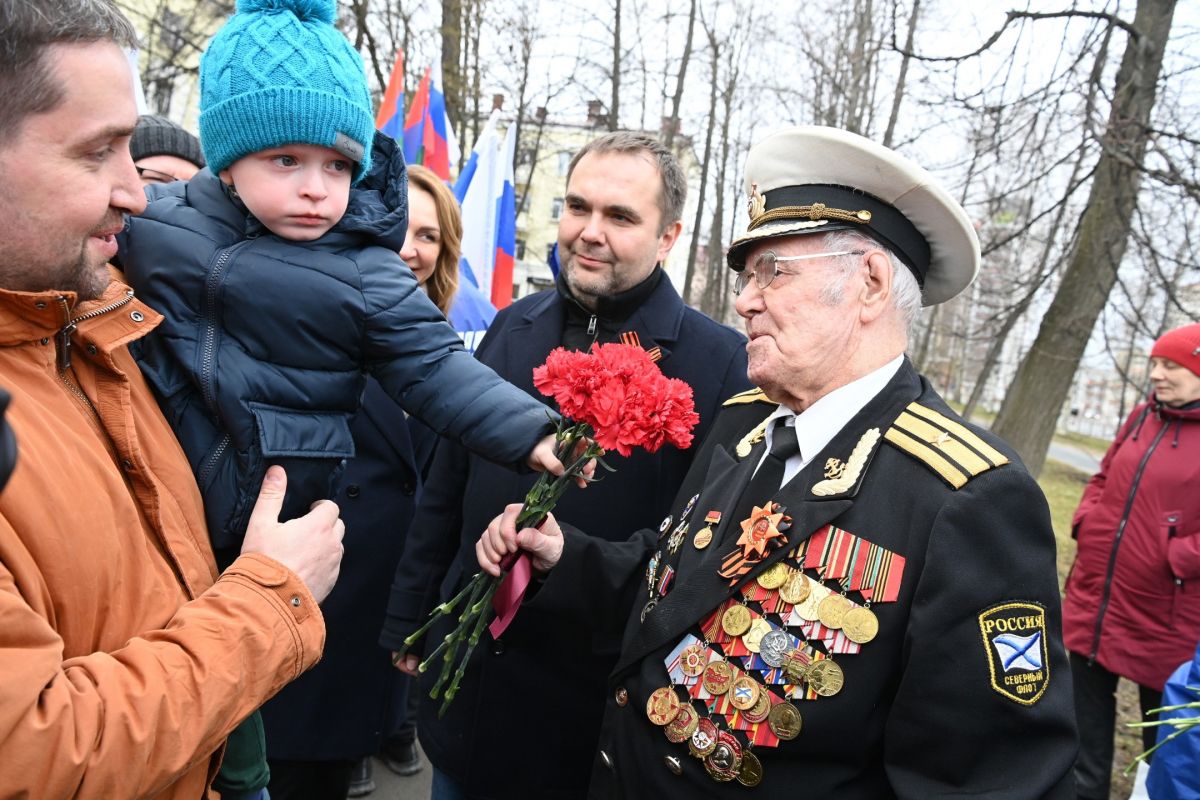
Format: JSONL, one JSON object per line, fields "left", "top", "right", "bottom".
{"left": 135, "top": 165, "right": 181, "bottom": 185}
{"left": 732, "top": 249, "right": 865, "bottom": 295}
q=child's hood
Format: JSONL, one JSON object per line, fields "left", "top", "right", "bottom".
{"left": 336, "top": 133, "right": 408, "bottom": 251}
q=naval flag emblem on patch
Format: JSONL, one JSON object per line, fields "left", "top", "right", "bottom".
{"left": 978, "top": 601, "right": 1049, "bottom": 705}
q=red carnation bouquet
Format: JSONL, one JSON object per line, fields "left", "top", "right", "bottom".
{"left": 398, "top": 342, "right": 700, "bottom": 714}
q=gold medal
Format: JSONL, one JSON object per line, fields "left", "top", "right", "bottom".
{"left": 693, "top": 510, "right": 721, "bottom": 549}
{"left": 778, "top": 569, "right": 811, "bottom": 604}
{"left": 742, "top": 689, "right": 772, "bottom": 723}
{"left": 701, "top": 660, "right": 735, "bottom": 695}
{"left": 664, "top": 702, "right": 700, "bottom": 743}
{"left": 783, "top": 650, "right": 811, "bottom": 683}
{"left": 721, "top": 604, "right": 752, "bottom": 637}
{"left": 646, "top": 686, "right": 682, "bottom": 726}
{"left": 705, "top": 732, "right": 743, "bottom": 782}
{"left": 756, "top": 561, "right": 790, "bottom": 590}
{"left": 742, "top": 617, "right": 772, "bottom": 653}
{"left": 736, "top": 750, "right": 764, "bottom": 787}
{"left": 729, "top": 675, "right": 761, "bottom": 710}
{"left": 767, "top": 701, "right": 803, "bottom": 740}
{"left": 794, "top": 579, "right": 830, "bottom": 621}
{"left": 841, "top": 605, "right": 879, "bottom": 644}
{"left": 680, "top": 643, "right": 709, "bottom": 677}
{"left": 806, "top": 658, "right": 845, "bottom": 697}
{"left": 817, "top": 593, "right": 852, "bottom": 629}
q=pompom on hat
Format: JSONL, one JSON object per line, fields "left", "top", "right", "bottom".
{"left": 726, "top": 126, "right": 980, "bottom": 306}
{"left": 1151, "top": 322, "right": 1200, "bottom": 377}
{"left": 199, "top": 0, "right": 374, "bottom": 181}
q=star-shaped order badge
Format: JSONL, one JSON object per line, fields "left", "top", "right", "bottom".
{"left": 719, "top": 502, "right": 791, "bottom": 583}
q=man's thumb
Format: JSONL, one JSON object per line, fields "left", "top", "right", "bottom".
{"left": 249, "top": 465, "right": 287, "bottom": 524}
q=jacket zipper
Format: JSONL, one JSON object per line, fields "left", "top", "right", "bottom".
{"left": 1088, "top": 420, "right": 1170, "bottom": 662}
{"left": 54, "top": 290, "right": 135, "bottom": 407}
{"left": 195, "top": 241, "right": 248, "bottom": 488}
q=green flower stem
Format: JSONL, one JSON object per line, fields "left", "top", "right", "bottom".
{"left": 418, "top": 574, "right": 489, "bottom": 680}
{"left": 439, "top": 578, "right": 502, "bottom": 717}
{"left": 399, "top": 575, "right": 483, "bottom": 653}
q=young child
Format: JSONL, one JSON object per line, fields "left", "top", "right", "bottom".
{"left": 119, "top": 0, "right": 561, "bottom": 566}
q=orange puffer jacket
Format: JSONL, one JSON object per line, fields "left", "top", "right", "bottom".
{"left": 0, "top": 278, "right": 324, "bottom": 799}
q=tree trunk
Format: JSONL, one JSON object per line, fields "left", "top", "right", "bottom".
{"left": 992, "top": 0, "right": 1177, "bottom": 476}
{"left": 441, "top": 0, "right": 464, "bottom": 132}
{"left": 883, "top": 0, "right": 920, "bottom": 148}
{"left": 609, "top": 0, "right": 622, "bottom": 130}
{"left": 683, "top": 31, "right": 720, "bottom": 306}
{"left": 663, "top": 0, "right": 697, "bottom": 149}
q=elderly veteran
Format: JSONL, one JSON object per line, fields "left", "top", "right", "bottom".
{"left": 476, "top": 126, "right": 1077, "bottom": 798}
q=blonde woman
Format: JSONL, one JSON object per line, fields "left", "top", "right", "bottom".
{"left": 402, "top": 164, "right": 460, "bottom": 317}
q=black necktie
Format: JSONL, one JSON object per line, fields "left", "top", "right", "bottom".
{"left": 726, "top": 421, "right": 801, "bottom": 541}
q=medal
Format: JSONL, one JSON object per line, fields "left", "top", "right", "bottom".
{"left": 742, "top": 689, "right": 772, "bottom": 723}
{"left": 742, "top": 617, "right": 772, "bottom": 653}
{"left": 646, "top": 551, "right": 661, "bottom": 592}
{"left": 689, "top": 718, "right": 719, "bottom": 757}
{"left": 701, "top": 660, "right": 735, "bottom": 695}
{"left": 667, "top": 521, "right": 687, "bottom": 553}
{"left": 806, "top": 658, "right": 845, "bottom": 697}
{"left": 729, "top": 675, "right": 761, "bottom": 710}
{"left": 682, "top": 493, "right": 698, "bottom": 519}
{"left": 694, "top": 511, "right": 721, "bottom": 549}
{"left": 639, "top": 599, "right": 656, "bottom": 622}
{"left": 664, "top": 702, "right": 700, "bottom": 743}
{"left": 737, "top": 750, "right": 764, "bottom": 787}
{"left": 778, "top": 569, "right": 810, "bottom": 604}
{"left": 705, "top": 731, "right": 743, "bottom": 782}
{"left": 646, "top": 686, "right": 682, "bottom": 726}
{"left": 658, "top": 515, "right": 672, "bottom": 535}
{"left": 783, "top": 650, "right": 811, "bottom": 683}
{"left": 759, "top": 629, "right": 791, "bottom": 668}
{"left": 817, "top": 593, "right": 851, "bottom": 630}
{"left": 767, "top": 702, "right": 802, "bottom": 740}
{"left": 721, "top": 604, "right": 752, "bottom": 637}
{"left": 793, "top": 578, "right": 830, "bottom": 621}
{"left": 680, "top": 643, "right": 708, "bottom": 677}
{"left": 841, "top": 604, "right": 879, "bottom": 644}
{"left": 756, "top": 561, "right": 790, "bottom": 590}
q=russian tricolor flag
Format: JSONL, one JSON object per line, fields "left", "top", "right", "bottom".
{"left": 375, "top": 51, "right": 405, "bottom": 140}
{"left": 455, "top": 111, "right": 518, "bottom": 310}
{"left": 402, "top": 63, "right": 458, "bottom": 181}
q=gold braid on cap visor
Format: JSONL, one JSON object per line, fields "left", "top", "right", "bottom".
{"left": 748, "top": 202, "right": 873, "bottom": 230}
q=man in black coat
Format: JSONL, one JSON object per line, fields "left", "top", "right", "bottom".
{"left": 478, "top": 126, "right": 1078, "bottom": 798}
{"left": 380, "top": 131, "right": 751, "bottom": 799}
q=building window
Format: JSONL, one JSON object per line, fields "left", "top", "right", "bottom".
{"left": 515, "top": 239, "right": 526, "bottom": 260}
{"left": 550, "top": 197, "right": 564, "bottom": 220}
{"left": 557, "top": 151, "right": 572, "bottom": 176}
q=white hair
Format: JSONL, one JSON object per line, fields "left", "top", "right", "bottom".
{"left": 816, "top": 230, "right": 923, "bottom": 333}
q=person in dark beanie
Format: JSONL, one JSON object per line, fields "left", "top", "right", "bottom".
{"left": 130, "top": 114, "right": 205, "bottom": 184}
{"left": 1064, "top": 321, "right": 1200, "bottom": 800}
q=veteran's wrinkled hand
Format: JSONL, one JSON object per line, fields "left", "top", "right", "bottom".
{"left": 477, "top": 502, "right": 564, "bottom": 577}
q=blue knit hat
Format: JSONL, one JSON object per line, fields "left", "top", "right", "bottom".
{"left": 199, "top": 0, "right": 374, "bottom": 181}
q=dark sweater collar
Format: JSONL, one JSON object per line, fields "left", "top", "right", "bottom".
{"left": 556, "top": 266, "right": 664, "bottom": 326}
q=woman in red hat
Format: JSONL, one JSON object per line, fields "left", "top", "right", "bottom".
{"left": 1062, "top": 322, "right": 1200, "bottom": 800}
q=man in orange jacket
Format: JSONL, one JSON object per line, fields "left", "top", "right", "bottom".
{"left": 0, "top": 1, "right": 347, "bottom": 797}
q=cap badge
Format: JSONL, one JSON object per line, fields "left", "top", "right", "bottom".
{"left": 747, "top": 182, "right": 766, "bottom": 222}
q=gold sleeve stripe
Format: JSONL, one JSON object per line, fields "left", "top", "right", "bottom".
{"left": 904, "top": 403, "right": 1009, "bottom": 467}
{"left": 883, "top": 427, "right": 969, "bottom": 489}
{"left": 723, "top": 388, "right": 771, "bottom": 406}
{"left": 893, "top": 412, "right": 993, "bottom": 477}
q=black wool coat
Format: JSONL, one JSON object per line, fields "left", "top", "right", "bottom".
{"left": 380, "top": 277, "right": 751, "bottom": 799}
{"left": 530, "top": 360, "right": 1078, "bottom": 799}
{"left": 260, "top": 379, "right": 422, "bottom": 760}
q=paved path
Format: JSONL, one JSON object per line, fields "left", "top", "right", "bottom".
{"left": 1047, "top": 441, "right": 1101, "bottom": 474}
{"left": 359, "top": 745, "right": 432, "bottom": 799}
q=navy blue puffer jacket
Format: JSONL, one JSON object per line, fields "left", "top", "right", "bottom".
{"left": 120, "top": 135, "right": 553, "bottom": 554}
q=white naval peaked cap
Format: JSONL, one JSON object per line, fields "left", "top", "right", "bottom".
{"left": 726, "top": 126, "right": 980, "bottom": 306}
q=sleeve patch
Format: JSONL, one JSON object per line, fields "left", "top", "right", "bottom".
{"left": 978, "top": 601, "right": 1049, "bottom": 706}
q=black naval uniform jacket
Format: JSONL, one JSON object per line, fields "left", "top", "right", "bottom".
{"left": 380, "top": 273, "right": 750, "bottom": 798}
{"left": 528, "top": 360, "right": 1077, "bottom": 799}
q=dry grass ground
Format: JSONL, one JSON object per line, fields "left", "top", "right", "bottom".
{"left": 1038, "top": 459, "right": 1140, "bottom": 799}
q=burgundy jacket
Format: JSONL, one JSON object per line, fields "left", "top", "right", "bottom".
{"left": 1062, "top": 397, "right": 1200, "bottom": 689}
